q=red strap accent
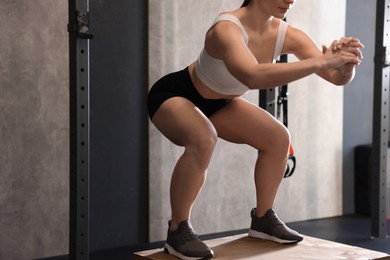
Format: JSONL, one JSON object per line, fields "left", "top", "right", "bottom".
{"left": 289, "top": 145, "right": 294, "bottom": 156}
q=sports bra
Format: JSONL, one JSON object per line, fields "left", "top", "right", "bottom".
{"left": 195, "top": 14, "right": 288, "bottom": 96}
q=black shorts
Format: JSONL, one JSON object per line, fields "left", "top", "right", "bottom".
{"left": 147, "top": 67, "right": 231, "bottom": 120}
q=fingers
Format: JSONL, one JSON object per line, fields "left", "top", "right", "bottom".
{"left": 345, "top": 46, "right": 363, "bottom": 59}
{"left": 323, "top": 37, "right": 363, "bottom": 69}
{"left": 335, "top": 37, "right": 364, "bottom": 49}
{"left": 331, "top": 40, "right": 340, "bottom": 51}
{"left": 322, "top": 44, "right": 328, "bottom": 54}
{"left": 341, "top": 50, "right": 362, "bottom": 65}
{"left": 329, "top": 37, "right": 364, "bottom": 64}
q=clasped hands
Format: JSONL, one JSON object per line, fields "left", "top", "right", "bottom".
{"left": 322, "top": 37, "right": 364, "bottom": 75}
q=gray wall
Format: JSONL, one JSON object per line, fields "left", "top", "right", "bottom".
{"left": 149, "top": 0, "right": 347, "bottom": 242}
{"left": 0, "top": 1, "right": 69, "bottom": 259}
{"left": 343, "top": 0, "right": 376, "bottom": 214}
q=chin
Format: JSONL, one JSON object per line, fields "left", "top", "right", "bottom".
{"left": 274, "top": 13, "right": 287, "bottom": 19}
{"left": 274, "top": 9, "right": 289, "bottom": 19}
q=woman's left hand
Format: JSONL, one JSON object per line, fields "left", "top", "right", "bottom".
{"left": 323, "top": 37, "right": 364, "bottom": 75}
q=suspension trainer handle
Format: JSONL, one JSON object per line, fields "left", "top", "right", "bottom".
{"left": 284, "top": 145, "right": 296, "bottom": 178}
{"left": 277, "top": 54, "right": 296, "bottom": 178}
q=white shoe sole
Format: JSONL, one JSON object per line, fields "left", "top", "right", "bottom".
{"left": 165, "top": 243, "right": 213, "bottom": 260}
{"left": 248, "top": 229, "right": 302, "bottom": 244}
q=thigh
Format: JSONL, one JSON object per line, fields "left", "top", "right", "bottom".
{"left": 151, "top": 97, "right": 217, "bottom": 147}
{"left": 210, "top": 97, "right": 289, "bottom": 150}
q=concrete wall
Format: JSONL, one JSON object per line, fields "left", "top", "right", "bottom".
{"left": 149, "top": 0, "right": 347, "bottom": 242}
{"left": 0, "top": 1, "right": 69, "bottom": 259}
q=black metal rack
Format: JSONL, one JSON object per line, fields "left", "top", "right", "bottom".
{"left": 68, "top": 0, "right": 93, "bottom": 258}
{"left": 371, "top": 0, "right": 390, "bottom": 239}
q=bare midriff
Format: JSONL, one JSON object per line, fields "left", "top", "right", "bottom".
{"left": 188, "top": 62, "right": 240, "bottom": 100}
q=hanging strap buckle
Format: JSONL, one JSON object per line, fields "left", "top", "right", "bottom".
{"left": 68, "top": 11, "right": 94, "bottom": 39}
{"left": 284, "top": 145, "right": 296, "bottom": 178}
{"left": 374, "top": 46, "right": 390, "bottom": 67}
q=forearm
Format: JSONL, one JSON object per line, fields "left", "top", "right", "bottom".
{"left": 318, "top": 65, "right": 356, "bottom": 86}
{"left": 245, "top": 57, "right": 322, "bottom": 90}
{"left": 330, "top": 67, "right": 355, "bottom": 86}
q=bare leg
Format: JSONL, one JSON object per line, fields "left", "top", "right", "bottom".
{"left": 253, "top": 138, "right": 288, "bottom": 216}
{"left": 211, "top": 98, "right": 290, "bottom": 217}
{"left": 152, "top": 97, "right": 217, "bottom": 230}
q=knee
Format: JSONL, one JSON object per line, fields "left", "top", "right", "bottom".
{"left": 277, "top": 125, "right": 291, "bottom": 152}
{"left": 261, "top": 124, "right": 290, "bottom": 156}
{"left": 194, "top": 131, "right": 218, "bottom": 156}
{"left": 187, "top": 129, "right": 218, "bottom": 161}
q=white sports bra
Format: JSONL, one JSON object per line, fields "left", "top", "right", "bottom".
{"left": 195, "top": 14, "right": 288, "bottom": 96}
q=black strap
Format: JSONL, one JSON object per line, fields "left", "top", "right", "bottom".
{"left": 276, "top": 54, "right": 296, "bottom": 178}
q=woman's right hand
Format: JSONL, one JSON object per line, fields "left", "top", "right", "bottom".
{"left": 321, "top": 38, "right": 363, "bottom": 70}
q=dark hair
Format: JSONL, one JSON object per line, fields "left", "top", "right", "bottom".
{"left": 241, "top": 0, "right": 251, "bottom": 7}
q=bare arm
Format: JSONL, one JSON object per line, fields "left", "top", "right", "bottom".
{"left": 208, "top": 21, "right": 362, "bottom": 89}
{"left": 285, "top": 27, "right": 364, "bottom": 86}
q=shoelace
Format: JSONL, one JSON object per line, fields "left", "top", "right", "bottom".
{"left": 182, "top": 226, "right": 199, "bottom": 241}
{"left": 267, "top": 212, "right": 284, "bottom": 226}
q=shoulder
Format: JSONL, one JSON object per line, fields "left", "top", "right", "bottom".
{"left": 207, "top": 17, "right": 247, "bottom": 47}
{"left": 282, "top": 24, "right": 324, "bottom": 61}
{"left": 284, "top": 24, "right": 318, "bottom": 55}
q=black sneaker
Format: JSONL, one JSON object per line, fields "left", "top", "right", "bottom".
{"left": 164, "top": 220, "right": 214, "bottom": 260}
{"left": 248, "top": 208, "right": 304, "bottom": 244}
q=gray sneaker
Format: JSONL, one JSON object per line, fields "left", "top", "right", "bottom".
{"left": 248, "top": 208, "right": 304, "bottom": 244}
{"left": 164, "top": 220, "right": 214, "bottom": 260}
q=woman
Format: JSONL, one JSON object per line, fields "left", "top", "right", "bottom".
{"left": 147, "top": 0, "right": 363, "bottom": 259}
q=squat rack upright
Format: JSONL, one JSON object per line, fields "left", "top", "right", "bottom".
{"left": 68, "top": 0, "right": 93, "bottom": 259}
{"left": 371, "top": 0, "right": 390, "bottom": 239}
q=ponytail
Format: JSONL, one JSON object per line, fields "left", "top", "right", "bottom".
{"left": 241, "top": 0, "right": 251, "bottom": 7}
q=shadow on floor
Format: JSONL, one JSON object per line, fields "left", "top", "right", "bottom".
{"left": 288, "top": 214, "right": 390, "bottom": 254}
{"left": 38, "top": 215, "right": 390, "bottom": 260}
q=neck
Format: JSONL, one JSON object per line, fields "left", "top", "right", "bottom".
{"left": 240, "top": 4, "right": 274, "bottom": 33}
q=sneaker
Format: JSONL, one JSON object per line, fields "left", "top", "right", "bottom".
{"left": 164, "top": 220, "right": 214, "bottom": 260}
{"left": 248, "top": 208, "right": 304, "bottom": 244}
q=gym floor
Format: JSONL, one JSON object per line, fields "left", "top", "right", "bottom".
{"left": 41, "top": 214, "right": 390, "bottom": 260}
{"left": 288, "top": 214, "right": 390, "bottom": 254}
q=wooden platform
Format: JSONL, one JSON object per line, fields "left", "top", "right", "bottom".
{"left": 134, "top": 234, "right": 390, "bottom": 259}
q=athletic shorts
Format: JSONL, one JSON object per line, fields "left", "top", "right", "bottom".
{"left": 147, "top": 67, "right": 231, "bottom": 120}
